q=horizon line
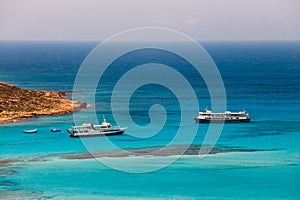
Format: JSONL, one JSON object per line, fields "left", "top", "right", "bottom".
{"left": 1, "top": 39, "right": 300, "bottom": 43}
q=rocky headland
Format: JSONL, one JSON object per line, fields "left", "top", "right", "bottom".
{"left": 0, "top": 82, "right": 86, "bottom": 124}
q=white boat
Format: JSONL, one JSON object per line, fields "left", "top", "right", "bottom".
{"left": 194, "top": 109, "right": 251, "bottom": 123}
{"left": 67, "top": 118, "right": 127, "bottom": 137}
{"left": 50, "top": 128, "right": 61, "bottom": 132}
{"left": 23, "top": 129, "right": 38, "bottom": 134}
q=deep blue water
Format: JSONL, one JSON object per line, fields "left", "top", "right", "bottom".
{"left": 0, "top": 41, "right": 300, "bottom": 199}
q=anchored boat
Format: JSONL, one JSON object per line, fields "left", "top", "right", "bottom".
{"left": 50, "top": 128, "right": 61, "bottom": 132}
{"left": 23, "top": 129, "right": 38, "bottom": 134}
{"left": 67, "top": 118, "right": 127, "bottom": 137}
{"left": 194, "top": 109, "right": 250, "bottom": 123}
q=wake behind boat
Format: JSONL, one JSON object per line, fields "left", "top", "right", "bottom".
{"left": 194, "top": 109, "right": 251, "bottom": 123}
{"left": 67, "top": 118, "right": 127, "bottom": 137}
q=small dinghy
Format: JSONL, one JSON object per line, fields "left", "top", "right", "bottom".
{"left": 50, "top": 128, "right": 61, "bottom": 133}
{"left": 24, "top": 129, "right": 38, "bottom": 134}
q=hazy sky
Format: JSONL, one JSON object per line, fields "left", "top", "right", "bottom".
{"left": 0, "top": 0, "right": 299, "bottom": 41}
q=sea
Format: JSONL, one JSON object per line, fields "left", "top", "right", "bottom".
{"left": 0, "top": 41, "right": 300, "bottom": 199}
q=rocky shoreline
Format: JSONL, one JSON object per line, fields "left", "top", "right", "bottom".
{"left": 0, "top": 82, "right": 86, "bottom": 124}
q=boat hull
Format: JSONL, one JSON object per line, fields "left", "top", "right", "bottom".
{"left": 67, "top": 129, "right": 126, "bottom": 137}
{"left": 50, "top": 129, "right": 61, "bottom": 133}
{"left": 194, "top": 118, "right": 250, "bottom": 123}
{"left": 23, "top": 129, "right": 38, "bottom": 134}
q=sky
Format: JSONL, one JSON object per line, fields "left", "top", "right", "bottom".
{"left": 0, "top": 0, "right": 299, "bottom": 41}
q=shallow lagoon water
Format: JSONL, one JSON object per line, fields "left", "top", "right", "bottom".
{"left": 2, "top": 152, "right": 299, "bottom": 199}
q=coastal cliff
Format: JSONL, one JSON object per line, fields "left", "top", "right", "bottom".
{"left": 0, "top": 82, "right": 86, "bottom": 124}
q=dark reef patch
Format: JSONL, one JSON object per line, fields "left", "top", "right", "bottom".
{"left": 62, "top": 144, "right": 280, "bottom": 160}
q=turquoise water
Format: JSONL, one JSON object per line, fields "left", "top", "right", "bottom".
{"left": 4, "top": 153, "right": 300, "bottom": 199}
{"left": 0, "top": 41, "right": 300, "bottom": 199}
